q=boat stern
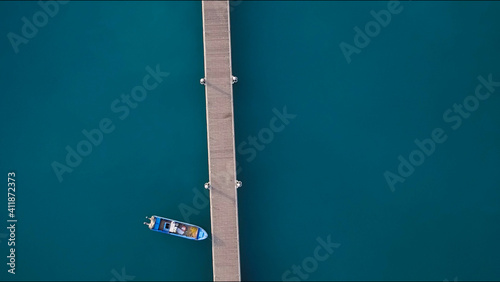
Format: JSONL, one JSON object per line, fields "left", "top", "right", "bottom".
{"left": 144, "top": 216, "right": 156, "bottom": 230}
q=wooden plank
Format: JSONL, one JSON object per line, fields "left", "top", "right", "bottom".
{"left": 201, "top": 0, "right": 241, "bottom": 281}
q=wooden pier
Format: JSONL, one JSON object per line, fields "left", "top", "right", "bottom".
{"left": 201, "top": 0, "right": 241, "bottom": 281}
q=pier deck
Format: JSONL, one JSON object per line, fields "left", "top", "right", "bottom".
{"left": 201, "top": 0, "right": 241, "bottom": 281}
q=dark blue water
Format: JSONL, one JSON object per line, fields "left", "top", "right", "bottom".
{"left": 1, "top": 1, "right": 499, "bottom": 281}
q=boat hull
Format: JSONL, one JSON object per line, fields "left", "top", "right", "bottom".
{"left": 144, "top": 215, "right": 208, "bottom": 241}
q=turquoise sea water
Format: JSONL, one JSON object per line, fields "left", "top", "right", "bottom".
{"left": 1, "top": 1, "right": 500, "bottom": 281}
